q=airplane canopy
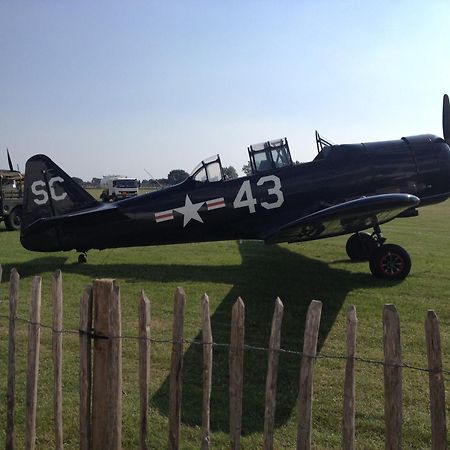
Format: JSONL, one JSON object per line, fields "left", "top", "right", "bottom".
{"left": 190, "top": 155, "right": 224, "bottom": 182}
{"left": 247, "top": 137, "right": 293, "bottom": 174}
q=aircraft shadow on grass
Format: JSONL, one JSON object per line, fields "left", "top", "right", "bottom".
{"left": 5, "top": 241, "right": 392, "bottom": 434}
{"left": 148, "top": 241, "right": 388, "bottom": 434}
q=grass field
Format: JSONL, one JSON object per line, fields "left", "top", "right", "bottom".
{"left": 0, "top": 197, "right": 449, "bottom": 449}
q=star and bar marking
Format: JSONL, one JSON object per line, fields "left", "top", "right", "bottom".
{"left": 154, "top": 195, "right": 226, "bottom": 227}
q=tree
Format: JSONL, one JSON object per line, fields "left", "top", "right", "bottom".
{"left": 242, "top": 162, "right": 252, "bottom": 176}
{"left": 223, "top": 166, "right": 238, "bottom": 179}
{"left": 168, "top": 169, "right": 189, "bottom": 185}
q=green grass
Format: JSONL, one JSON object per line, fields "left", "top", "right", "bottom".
{"left": 0, "top": 201, "right": 450, "bottom": 449}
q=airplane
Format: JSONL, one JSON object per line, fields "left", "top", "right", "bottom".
{"left": 19, "top": 95, "right": 450, "bottom": 280}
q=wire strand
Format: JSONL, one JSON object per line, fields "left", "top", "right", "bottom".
{"left": 0, "top": 314, "right": 447, "bottom": 375}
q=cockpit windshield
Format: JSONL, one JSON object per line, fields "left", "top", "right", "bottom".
{"left": 190, "top": 155, "right": 224, "bottom": 183}
{"left": 247, "top": 137, "right": 293, "bottom": 174}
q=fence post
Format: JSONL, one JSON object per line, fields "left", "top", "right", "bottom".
{"left": 25, "top": 276, "right": 42, "bottom": 450}
{"left": 92, "top": 279, "right": 122, "bottom": 450}
{"left": 52, "top": 270, "right": 64, "bottom": 450}
{"left": 297, "top": 299, "right": 322, "bottom": 450}
{"left": 80, "top": 285, "right": 93, "bottom": 450}
{"left": 263, "top": 297, "right": 284, "bottom": 450}
{"left": 425, "top": 310, "right": 448, "bottom": 450}
{"left": 383, "top": 304, "right": 402, "bottom": 450}
{"left": 342, "top": 305, "right": 357, "bottom": 450}
{"left": 201, "top": 294, "right": 212, "bottom": 450}
{"left": 139, "top": 291, "right": 151, "bottom": 450}
{"left": 6, "top": 268, "right": 19, "bottom": 450}
{"left": 229, "top": 297, "right": 245, "bottom": 450}
{"left": 168, "top": 287, "right": 186, "bottom": 450}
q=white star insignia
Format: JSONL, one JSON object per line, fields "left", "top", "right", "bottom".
{"left": 175, "top": 195, "right": 204, "bottom": 227}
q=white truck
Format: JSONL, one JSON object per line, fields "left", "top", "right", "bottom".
{"left": 100, "top": 175, "right": 139, "bottom": 202}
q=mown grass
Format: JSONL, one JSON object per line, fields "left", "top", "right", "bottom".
{"left": 0, "top": 199, "right": 449, "bottom": 449}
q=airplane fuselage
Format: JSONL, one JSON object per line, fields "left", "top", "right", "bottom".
{"left": 20, "top": 134, "right": 450, "bottom": 253}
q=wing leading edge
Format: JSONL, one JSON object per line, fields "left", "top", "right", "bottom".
{"left": 265, "top": 193, "right": 420, "bottom": 244}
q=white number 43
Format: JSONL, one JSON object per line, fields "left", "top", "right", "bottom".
{"left": 233, "top": 175, "right": 284, "bottom": 213}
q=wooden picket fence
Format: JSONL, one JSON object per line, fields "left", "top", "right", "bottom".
{"left": 1, "top": 267, "right": 448, "bottom": 449}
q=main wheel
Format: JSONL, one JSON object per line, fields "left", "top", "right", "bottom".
{"left": 346, "top": 232, "right": 376, "bottom": 261}
{"left": 369, "top": 244, "right": 411, "bottom": 280}
{"left": 78, "top": 253, "right": 87, "bottom": 264}
{"left": 5, "top": 207, "right": 21, "bottom": 231}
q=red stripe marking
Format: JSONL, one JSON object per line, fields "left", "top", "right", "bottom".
{"left": 208, "top": 200, "right": 225, "bottom": 208}
{"left": 156, "top": 213, "right": 173, "bottom": 219}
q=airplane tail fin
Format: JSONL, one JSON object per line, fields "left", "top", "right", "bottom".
{"left": 21, "top": 154, "right": 98, "bottom": 231}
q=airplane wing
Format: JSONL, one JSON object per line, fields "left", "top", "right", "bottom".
{"left": 265, "top": 193, "right": 420, "bottom": 244}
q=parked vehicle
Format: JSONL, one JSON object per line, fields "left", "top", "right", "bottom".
{"left": 100, "top": 176, "right": 139, "bottom": 202}
{"left": 0, "top": 170, "right": 23, "bottom": 230}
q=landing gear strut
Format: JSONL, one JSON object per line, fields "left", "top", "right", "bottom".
{"left": 346, "top": 225, "right": 411, "bottom": 280}
{"left": 78, "top": 253, "right": 87, "bottom": 264}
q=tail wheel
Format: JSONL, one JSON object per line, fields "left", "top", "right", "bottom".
{"left": 5, "top": 207, "right": 22, "bottom": 231}
{"left": 346, "top": 232, "right": 377, "bottom": 261}
{"left": 369, "top": 244, "right": 411, "bottom": 280}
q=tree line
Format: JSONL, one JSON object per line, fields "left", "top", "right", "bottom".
{"left": 75, "top": 166, "right": 240, "bottom": 188}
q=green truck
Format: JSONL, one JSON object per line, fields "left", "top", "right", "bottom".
{"left": 0, "top": 170, "right": 23, "bottom": 230}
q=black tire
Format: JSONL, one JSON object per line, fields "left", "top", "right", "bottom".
{"left": 78, "top": 253, "right": 87, "bottom": 264}
{"left": 5, "top": 207, "right": 21, "bottom": 231}
{"left": 346, "top": 232, "right": 376, "bottom": 261}
{"left": 369, "top": 244, "right": 411, "bottom": 280}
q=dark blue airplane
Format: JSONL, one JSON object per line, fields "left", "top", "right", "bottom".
{"left": 20, "top": 95, "right": 450, "bottom": 280}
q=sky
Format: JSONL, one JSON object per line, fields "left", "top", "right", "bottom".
{"left": 1, "top": 1, "right": 450, "bottom": 180}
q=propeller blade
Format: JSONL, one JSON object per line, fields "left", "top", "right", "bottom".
{"left": 443, "top": 94, "right": 450, "bottom": 142}
{"left": 6, "top": 148, "right": 14, "bottom": 171}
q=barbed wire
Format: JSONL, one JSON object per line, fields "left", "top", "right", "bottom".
{"left": 0, "top": 314, "right": 447, "bottom": 375}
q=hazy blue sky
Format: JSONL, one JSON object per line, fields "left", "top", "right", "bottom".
{"left": 1, "top": 1, "right": 449, "bottom": 180}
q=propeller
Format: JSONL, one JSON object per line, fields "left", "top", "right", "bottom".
{"left": 6, "top": 148, "right": 14, "bottom": 171}
{"left": 443, "top": 94, "right": 450, "bottom": 144}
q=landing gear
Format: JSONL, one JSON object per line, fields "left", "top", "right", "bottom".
{"left": 5, "top": 207, "right": 22, "bottom": 231}
{"left": 78, "top": 253, "right": 87, "bottom": 264}
{"left": 346, "top": 232, "right": 377, "bottom": 261}
{"left": 346, "top": 225, "right": 385, "bottom": 261}
{"left": 347, "top": 225, "right": 411, "bottom": 279}
{"left": 369, "top": 244, "right": 411, "bottom": 280}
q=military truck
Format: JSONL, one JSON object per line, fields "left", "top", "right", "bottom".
{"left": 0, "top": 170, "right": 23, "bottom": 230}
